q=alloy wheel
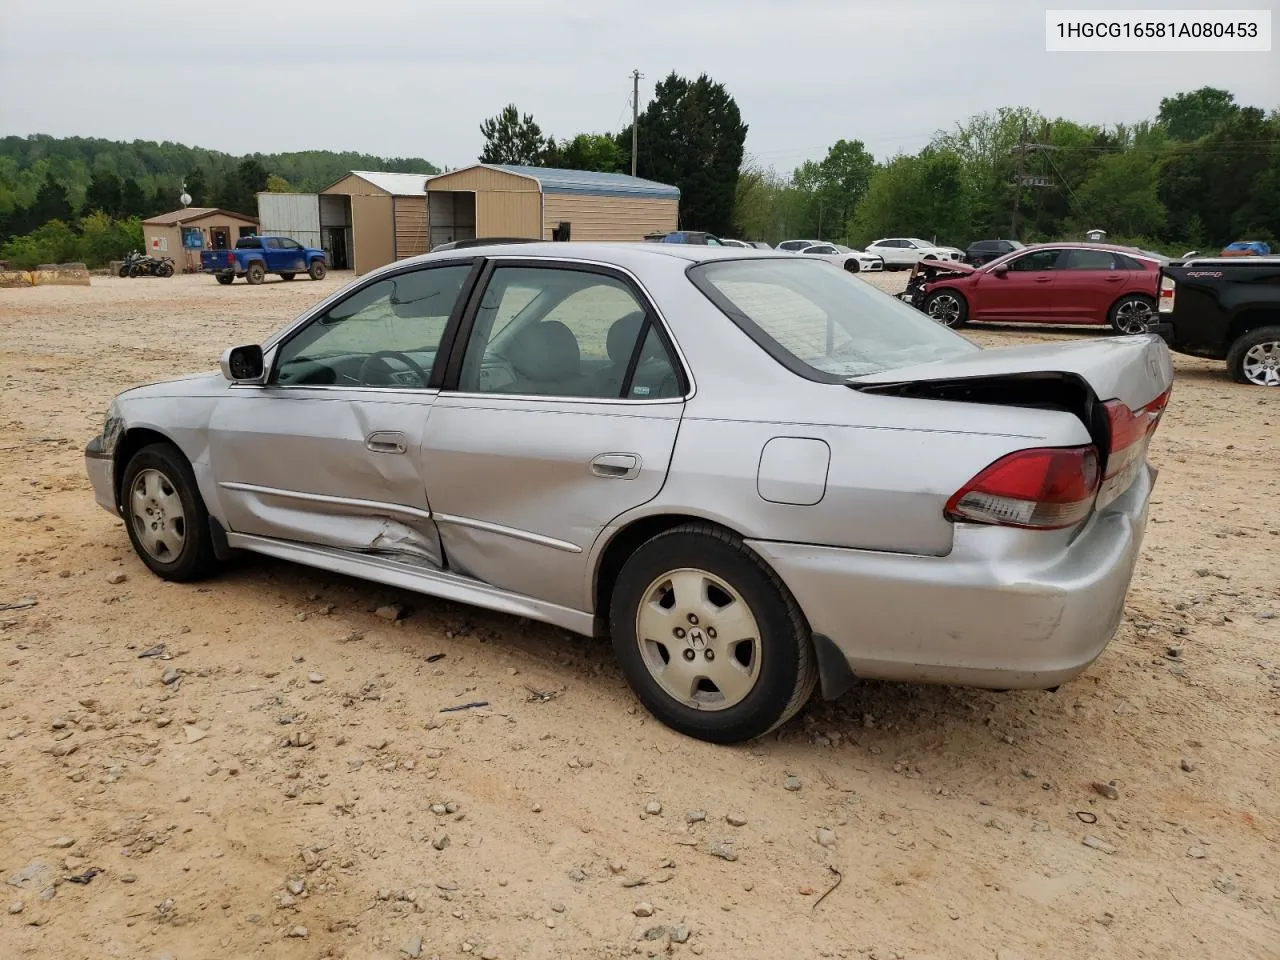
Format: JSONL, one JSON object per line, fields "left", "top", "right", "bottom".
{"left": 129, "top": 468, "right": 186, "bottom": 561}
{"left": 635, "top": 567, "right": 762, "bottom": 710}
{"left": 1115, "top": 298, "right": 1154, "bottom": 335}
{"left": 926, "top": 293, "right": 962, "bottom": 326}
{"left": 1241, "top": 339, "right": 1280, "bottom": 386}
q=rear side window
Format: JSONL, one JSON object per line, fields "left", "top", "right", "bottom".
{"left": 689, "top": 258, "right": 977, "bottom": 382}
{"left": 1062, "top": 249, "right": 1121, "bottom": 270}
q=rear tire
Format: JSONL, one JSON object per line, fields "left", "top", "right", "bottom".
{"left": 924, "top": 289, "right": 968, "bottom": 328}
{"left": 215, "top": 273, "right": 234, "bottom": 285}
{"left": 309, "top": 259, "right": 327, "bottom": 280}
{"left": 608, "top": 523, "right": 818, "bottom": 744}
{"left": 119, "top": 443, "right": 219, "bottom": 582}
{"left": 1108, "top": 294, "right": 1156, "bottom": 335}
{"left": 245, "top": 261, "right": 265, "bottom": 285}
{"left": 1226, "top": 325, "right": 1280, "bottom": 386}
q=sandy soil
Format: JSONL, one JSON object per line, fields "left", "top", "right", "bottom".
{"left": 1, "top": 270, "right": 1277, "bottom": 960}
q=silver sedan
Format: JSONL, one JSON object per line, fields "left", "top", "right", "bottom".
{"left": 85, "top": 242, "right": 1174, "bottom": 743}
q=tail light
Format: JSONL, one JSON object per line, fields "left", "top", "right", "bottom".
{"left": 945, "top": 445, "right": 1100, "bottom": 530}
{"left": 1096, "top": 387, "right": 1170, "bottom": 508}
{"left": 226, "top": 252, "right": 235, "bottom": 265}
{"left": 1158, "top": 274, "right": 1175, "bottom": 313}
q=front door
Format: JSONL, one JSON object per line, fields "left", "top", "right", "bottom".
{"left": 972, "top": 247, "right": 1064, "bottom": 322}
{"left": 206, "top": 261, "right": 477, "bottom": 567}
{"left": 421, "top": 261, "right": 687, "bottom": 612}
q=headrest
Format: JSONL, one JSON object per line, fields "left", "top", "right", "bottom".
{"left": 607, "top": 310, "right": 648, "bottom": 364}
{"left": 509, "top": 320, "right": 580, "bottom": 382}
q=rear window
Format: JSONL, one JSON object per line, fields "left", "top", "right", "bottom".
{"left": 688, "top": 258, "right": 978, "bottom": 381}
{"left": 236, "top": 237, "right": 262, "bottom": 249}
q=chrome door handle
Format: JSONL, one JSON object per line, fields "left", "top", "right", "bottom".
{"left": 366, "top": 431, "right": 407, "bottom": 454}
{"left": 590, "top": 453, "right": 640, "bottom": 479}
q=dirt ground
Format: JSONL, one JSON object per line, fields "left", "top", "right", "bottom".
{"left": 1, "top": 269, "right": 1277, "bottom": 960}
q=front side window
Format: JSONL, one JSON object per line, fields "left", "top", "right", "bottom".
{"left": 1008, "top": 249, "right": 1063, "bottom": 271}
{"left": 690, "top": 257, "right": 977, "bottom": 381}
{"left": 272, "top": 265, "right": 472, "bottom": 388}
{"left": 278, "top": 238, "right": 302, "bottom": 250}
{"left": 456, "top": 266, "right": 682, "bottom": 399}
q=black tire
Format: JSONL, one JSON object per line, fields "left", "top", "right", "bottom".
{"left": 1225, "top": 325, "right": 1280, "bottom": 387}
{"left": 118, "top": 264, "right": 130, "bottom": 278}
{"left": 923, "top": 288, "right": 968, "bottom": 328}
{"left": 308, "top": 259, "right": 327, "bottom": 281}
{"left": 1108, "top": 294, "right": 1156, "bottom": 335}
{"left": 844, "top": 259, "right": 860, "bottom": 274}
{"left": 157, "top": 262, "right": 174, "bottom": 278}
{"left": 608, "top": 522, "right": 818, "bottom": 744}
{"left": 279, "top": 272, "right": 295, "bottom": 281}
{"left": 215, "top": 273, "right": 234, "bottom": 285}
{"left": 245, "top": 261, "right": 266, "bottom": 285}
{"left": 119, "top": 442, "right": 219, "bottom": 582}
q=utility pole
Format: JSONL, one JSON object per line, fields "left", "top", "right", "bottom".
{"left": 1011, "top": 119, "right": 1028, "bottom": 241}
{"left": 631, "top": 69, "right": 643, "bottom": 177}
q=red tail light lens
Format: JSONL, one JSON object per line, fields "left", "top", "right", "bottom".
{"left": 226, "top": 252, "right": 234, "bottom": 265}
{"left": 1097, "top": 387, "right": 1171, "bottom": 507}
{"left": 945, "top": 445, "right": 1100, "bottom": 530}
{"left": 1158, "top": 274, "right": 1175, "bottom": 313}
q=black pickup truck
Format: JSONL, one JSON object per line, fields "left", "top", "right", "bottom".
{"left": 1157, "top": 258, "right": 1280, "bottom": 387}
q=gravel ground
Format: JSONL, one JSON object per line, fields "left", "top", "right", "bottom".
{"left": 1, "top": 271, "right": 1277, "bottom": 960}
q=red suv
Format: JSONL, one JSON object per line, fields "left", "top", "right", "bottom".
{"left": 915, "top": 243, "right": 1162, "bottom": 334}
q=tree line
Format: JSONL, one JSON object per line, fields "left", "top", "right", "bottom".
{"left": 0, "top": 136, "right": 438, "bottom": 268}
{"left": 479, "top": 83, "right": 1278, "bottom": 254}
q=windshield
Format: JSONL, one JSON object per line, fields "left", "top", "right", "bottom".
{"left": 688, "top": 258, "right": 979, "bottom": 380}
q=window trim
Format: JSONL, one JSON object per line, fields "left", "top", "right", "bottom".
{"left": 253, "top": 257, "right": 485, "bottom": 393}
{"left": 438, "top": 257, "right": 692, "bottom": 404}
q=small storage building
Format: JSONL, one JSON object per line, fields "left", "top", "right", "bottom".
{"left": 423, "top": 164, "right": 679, "bottom": 249}
{"left": 319, "top": 171, "right": 433, "bottom": 275}
{"left": 141, "top": 207, "right": 260, "bottom": 273}
{"left": 257, "top": 193, "right": 322, "bottom": 252}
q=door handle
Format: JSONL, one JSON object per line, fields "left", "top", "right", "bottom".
{"left": 1033, "top": 277, "right": 1053, "bottom": 282}
{"left": 590, "top": 453, "right": 640, "bottom": 479}
{"left": 366, "top": 430, "right": 407, "bottom": 454}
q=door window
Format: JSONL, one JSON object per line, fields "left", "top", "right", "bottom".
{"left": 1061, "top": 249, "right": 1121, "bottom": 270}
{"left": 1008, "top": 249, "right": 1063, "bottom": 271}
{"left": 271, "top": 265, "right": 472, "bottom": 388}
{"left": 456, "top": 265, "right": 683, "bottom": 400}
{"left": 278, "top": 238, "right": 302, "bottom": 250}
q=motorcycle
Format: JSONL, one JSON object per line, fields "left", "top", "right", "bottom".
{"left": 119, "top": 251, "right": 175, "bottom": 278}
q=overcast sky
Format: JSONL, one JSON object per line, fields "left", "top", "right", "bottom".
{"left": 1, "top": 0, "right": 1276, "bottom": 173}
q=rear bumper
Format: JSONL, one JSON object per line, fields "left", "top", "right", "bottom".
{"left": 748, "top": 463, "right": 1157, "bottom": 691}
{"left": 84, "top": 436, "right": 117, "bottom": 515}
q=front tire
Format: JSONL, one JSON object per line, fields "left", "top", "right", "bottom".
{"left": 245, "top": 262, "right": 266, "bottom": 285}
{"left": 157, "top": 262, "right": 174, "bottom": 278}
{"left": 119, "top": 443, "right": 219, "bottom": 582}
{"left": 608, "top": 523, "right": 818, "bottom": 744}
{"left": 924, "top": 289, "right": 968, "bottom": 327}
{"left": 1226, "top": 325, "right": 1280, "bottom": 386}
{"left": 309, "top": 259, "right": 327, "bottom": 280}
{"left": 844, "top": 259, "right": 860, "bottom": 274}
{"left": 1109, "top": 294, "right": 1156, "bottom": 335}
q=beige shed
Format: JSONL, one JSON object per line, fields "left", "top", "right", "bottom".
{"left": 140, "top": 208, "right": 260, "bottom": 273}
{"left": 319, "top": 171, "right": 433, "bottom": 275}
{"left": 424, "top": 164, "right": 679, "bottom": 249}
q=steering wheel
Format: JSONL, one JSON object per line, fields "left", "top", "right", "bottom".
{"left": 358, "top": 350, "right": 429, "bottom": 387}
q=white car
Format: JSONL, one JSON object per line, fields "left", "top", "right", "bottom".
{"left": 775, "top": 239, "right": 822, "bottom": 253}
{"left": 866, "top": 238, "right": 964, "bottom": 269}
{"left": 797, "top": 242, "right": 884, "bottom": 273}
{"left": 719, "top": 238, "right": 751, "bottom": 248}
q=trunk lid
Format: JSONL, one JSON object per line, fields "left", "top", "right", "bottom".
{"left": 849, "top": 334, "right": 1173, "bottom": 412}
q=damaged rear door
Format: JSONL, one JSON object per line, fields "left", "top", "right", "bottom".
{"left": 206, "top": 262, "right": 479, "bottom": 568}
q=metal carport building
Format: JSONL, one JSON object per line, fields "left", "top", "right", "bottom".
{"left": 319, "top": 171, "right": 433, "bottom": 275}
{"left": 423, "top": 164, "right": 679, "bottom": 249}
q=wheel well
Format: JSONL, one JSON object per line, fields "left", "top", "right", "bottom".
{"left": 113, "top": 428, "right": 177, "bottom": 503}
{"left": 593, "top": 514, "right": 742, "bottom": 626}
{"left": 1226, "top": 309, "right": 1280, "bottom": 346}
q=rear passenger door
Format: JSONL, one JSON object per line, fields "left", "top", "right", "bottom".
{"left": 420, "top": 261, "right": 688, "bottom": 612}
{"left": 1054, "top": 248, "right": 1129, "bottom": 322}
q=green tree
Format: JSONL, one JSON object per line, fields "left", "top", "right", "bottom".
{"left": 30, "top": 173, "right": 73, "bottom": 225}
{"left": 479, "top": 105, "right": 553, "bottom": 165}
{"left": 120, "top": 178, "right": 145, "bottom": 217}
{"left": 1071, "top": 150, "right": 1166, "bottom": 237}
{"left": 547, "top": 134, "right": 623, "bottom": 172}
{"left": 617, "top": 72, "right": 747, "bottom": 235}
{"left": 0, "top": 218, "right": 79, "bottom": 267}
{"left": 846, "top": 149, "right": 971, "bottom": 247}
{"left": 1158, "top": 87, "right": 1239, "bottom": 141}
{"left": 185, "top": 166, "right": 209, "bottom": 206}
{"left": 265, "top": 174, "right": 294, "bottom": 192}
{"left": 84, "top": 170, "right": 123, "bottom": 217}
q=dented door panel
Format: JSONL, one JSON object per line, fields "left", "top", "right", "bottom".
{"left": 207, "top": 387, "right": 442, "bottom": 567}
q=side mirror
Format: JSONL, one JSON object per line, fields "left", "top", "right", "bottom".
{"left": 991, "top": 263, "right": 1009, "bottom": 276}
{"left": 220, "top": 344, "right": 265, "bottom": 383}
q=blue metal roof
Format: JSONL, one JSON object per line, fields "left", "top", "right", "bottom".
{"left": 493, "top": 164, "right": 680, "bottom": 201}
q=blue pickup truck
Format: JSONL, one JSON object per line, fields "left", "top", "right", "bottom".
{"left": 201, "top": 235, "right": 327, "bottom": 285}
